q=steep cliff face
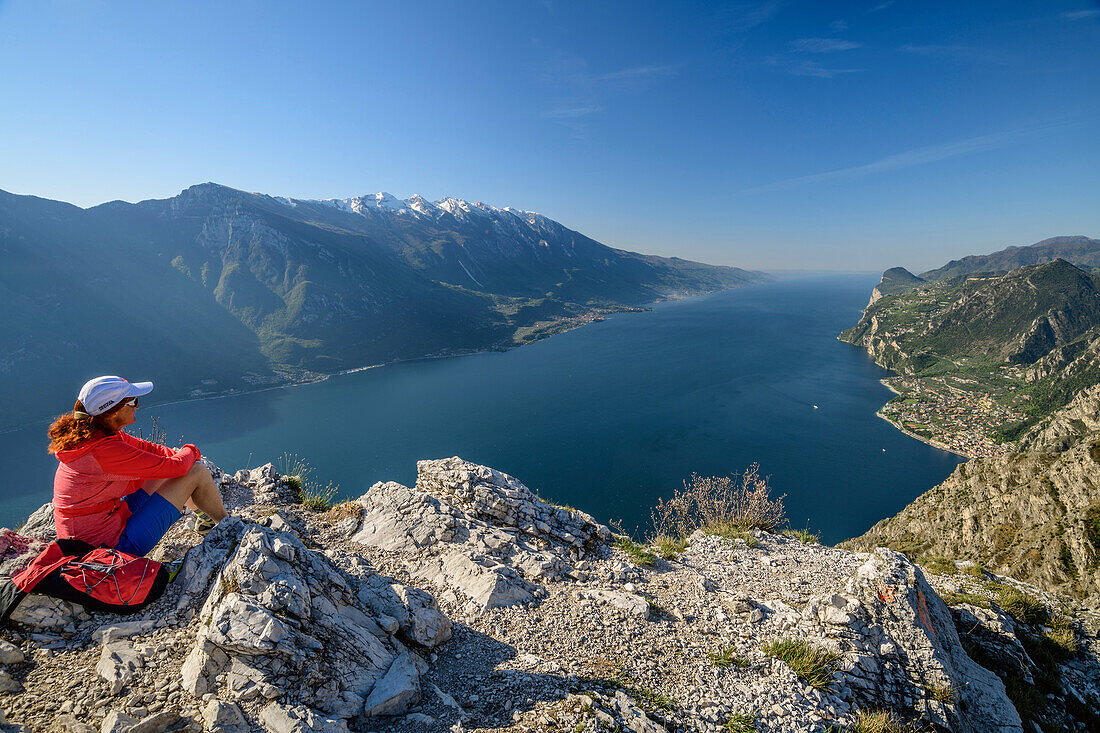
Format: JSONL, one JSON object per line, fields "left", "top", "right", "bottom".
{"left": 1022, "top": 384, "right": 1100, "bottom": 452}
{"left": 843, "top": 380, "right": 1100, "bottom": 606}
{"left": 842, "top": 438, "right": 1100, "bottom": 601}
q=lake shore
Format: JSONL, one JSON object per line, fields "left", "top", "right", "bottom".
{"left": 0, "top": 297, "right": 666, "bottom": 435}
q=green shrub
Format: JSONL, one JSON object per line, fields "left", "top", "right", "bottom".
{"left": 762, "top": 638, "right": 840, "bottom": 690}
{"left": 650, "top": 464, "right": 787, "bottom": 545}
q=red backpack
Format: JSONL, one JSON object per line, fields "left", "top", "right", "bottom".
{"left": 5, "top": 539, "right": 168, "bottom": 620}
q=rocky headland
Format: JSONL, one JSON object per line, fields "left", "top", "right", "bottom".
{"left": 2, "top": 457, "right": 1098, "bottom": 732}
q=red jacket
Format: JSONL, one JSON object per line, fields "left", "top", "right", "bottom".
{"left": 53, "top": 432, "right": 200, "bottom": 547}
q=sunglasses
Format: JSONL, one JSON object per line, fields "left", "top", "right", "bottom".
{"left": 123, "top": 398, "right": 140, "bottom": 408}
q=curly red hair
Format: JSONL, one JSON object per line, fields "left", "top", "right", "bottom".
{"left": 47, "top": 400, "right": 126, "bottom": 453}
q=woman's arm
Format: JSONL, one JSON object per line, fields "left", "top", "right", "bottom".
{"left": 119, "top": 430, "right": 180, "bottom": 458}
{"left": 93, "top": 436, "right": 200, "bottom": 480}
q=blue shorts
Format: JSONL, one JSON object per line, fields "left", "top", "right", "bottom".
{"left": 116, "top": 489, "right": 181, "bottom": 556}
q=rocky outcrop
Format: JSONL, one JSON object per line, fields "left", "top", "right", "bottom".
{"left": 352, "top": 457, "right": 610, "bottom": 609}
{"left": 1, "top": 457, "right": 1097, "bottom": 731}
{"left": 175, "top": 516, "right": 448, "bottom": 722}
{"left": 1022, "top": 382, "right": 1100, "bottom": 452}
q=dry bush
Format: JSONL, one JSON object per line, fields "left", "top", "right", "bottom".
{"left": 650, "top": 464, "right": 787, "bottom": 541}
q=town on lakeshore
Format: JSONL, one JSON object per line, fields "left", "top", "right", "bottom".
{"left": 878, "top": 372, "right": 1028, "bottom": 459}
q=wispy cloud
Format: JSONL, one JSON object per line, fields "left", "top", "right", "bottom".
{"left": 715, "top": 0, "right": 790, "bottom": 32}
{"left": 540, "top": 58, "right": 675, "bottom": 122}
{"left": 767, "top": 55, "right": 861, "bottom": 78}
{"left": 829, "top": 20, "right": 849, "bottom": 32}
{"left": 543, "top": 105, "right": 602, "bottom": 119}
{"left": 869, "top": 0, "right": 896, "bottom": 12}
{"left": 594, "top": 65, "right": 675, "bottom": 82}
{"left": 740, "top": 124, "right": 1068, "bottom": 195}
{"left": 789, "top": 38, "right": 863, "bottom": 53}
{"left": 788, "top": 60, "right": 860, "bottom": 78}
{"left": 900, "top": 44, "right": 1008, "bottom": 65}
{"left": 1061, "top": 9, "right": 1100, "bottom": 20}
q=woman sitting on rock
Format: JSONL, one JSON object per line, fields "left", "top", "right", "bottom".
{"left": 47, "top": 375, "right": 228, "bottom": 556}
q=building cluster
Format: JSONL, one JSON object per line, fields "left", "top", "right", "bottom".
{"left": 880, "top": 374, "right": 1026, "bottom": 459}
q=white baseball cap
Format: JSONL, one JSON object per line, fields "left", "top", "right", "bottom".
{"left": 77, "top": 376, "right": 154, "bottom": 416}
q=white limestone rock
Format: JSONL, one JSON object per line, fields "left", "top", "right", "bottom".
{"left": 258, "top": 702, "right": 349, "bottom": 733}
{"left": 841, "top": 549, "right": 1023, "bottom": 732}
{"left": 362, "top": 651, "right": 421, "bottom": 717}
{"left": 95, "top": 640, "right": 144, "bottom": 696}
{"left": 353, "top": 457, "right": 610, "bottom": 609}
{"left": 178, "top": 520, "right": 438, "bottom": 724}
{"left": 8, "top": 595, "right": 81, "bottom": 628}
{"left": 575, "top": 588, "right": 651, "bottom": 620}
{"left": 98, "top": 711, "right": 138, "bottom": 733}
{"left": 16, "top": 503, "right": 56, "bottom": 542}
{"left": 0, "top": 641, "right": 23, "bottom": 666}
{"left": 0, "top": 670, "right": 21, "bottom": 694}
{"left": 201, "top": 700, "right": 248, "bottom": 733}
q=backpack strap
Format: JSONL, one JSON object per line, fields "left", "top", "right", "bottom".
{"left": 11, "top": 542, "right": 74, "bottom": 593}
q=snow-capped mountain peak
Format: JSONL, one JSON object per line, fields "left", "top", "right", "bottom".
{"left": 288, "top": 191, "right": 544, "bottom": 226}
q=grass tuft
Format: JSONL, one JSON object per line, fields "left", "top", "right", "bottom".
{"left": 724, "top": 712, "right": 756, "bottom": 732}
{"left": 927, "top": 684, "right": 956, "bottom": 705}
{"left": 995, "top": 586, "right": 1048, "bottom": 625}
{"left": 278, "top": 452, "right": 340, "bottom": 512}
{"left": 614, "top": 536, "right": 657, "bottom": 567}
{"left": 219, "top": 573, "right": 241, "bottom": 599}
{"left": 652, "top": 533, "right": 688, "bottom": 560}
{"left": 781, "top": 526, "right": 821, "bottom": 544}
{"left": 850, "top": 709, "right": 925, "bottom": 733}
{"left": 321, "top": 500, "right": 362, "bottom": 523}
{"left": 1042, "top": 615, "right": 1079, "bottom": 659}
{"left": 705, "top": 522, "right": 758, "bottom": 546}
{"left": 709, "top": 646, "right": 751, "bottom": 668}
{"left": 959, "top": 562, "right": 985, "bottom": 578}
{"left": 762, "top": 638, "right": 840, "bottom": 690}
{"left": 940, "top": 591, "right": 990, "bottom": 608}
{"left": 918, "top": 554, "right": 955, "bottom": 576}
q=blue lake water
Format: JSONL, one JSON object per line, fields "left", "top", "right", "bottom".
{"left": 0, "top": 275, "right": 964, "bottom": 544}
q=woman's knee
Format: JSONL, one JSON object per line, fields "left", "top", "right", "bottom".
{"left": 187, "top": 461, "right": 212, "bottom": 481}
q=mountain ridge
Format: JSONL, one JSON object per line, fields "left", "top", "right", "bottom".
{"left": 0, "top": 184, "right": 769, "bottom": 430}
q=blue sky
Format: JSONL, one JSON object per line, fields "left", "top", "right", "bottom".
{"left": 1, "top": 0, "right": 1097, "bottom": 271}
